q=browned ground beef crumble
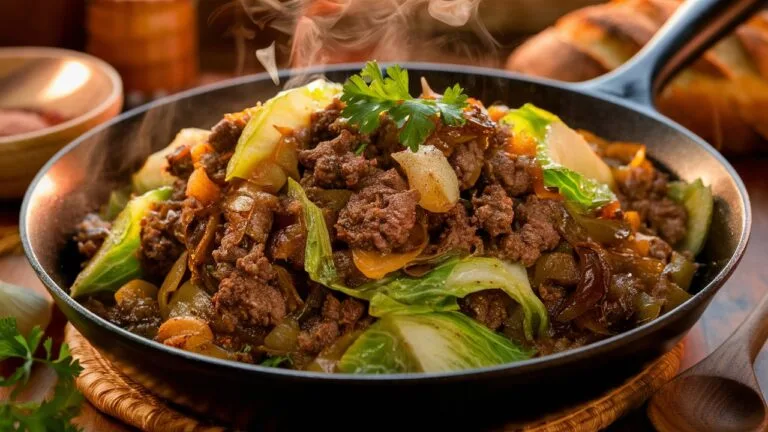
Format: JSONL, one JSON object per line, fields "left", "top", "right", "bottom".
{"left": 74, "top": 98, "right": 690, "bottom": 365}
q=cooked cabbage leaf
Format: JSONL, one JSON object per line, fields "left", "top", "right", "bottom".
{"left": 500, "top": 103, "right": 616, "bottom": 210}
{"left": 70, "top": 187, "right": 173, "bottom": 298}
{"left": 668, "top": 178, "right": 713, "bottom": 255}
{"left": 132, "top": 128, "right": 210, "bottom": 194}
{"left": 286, "top": 178, "right": 337, "bottom": 286}
{"left": 291, "top": 180, "right": 549, "bottom": 340}
{"left": 227, "top": 80, "right": 341, "bottom": 181}
{"left": 338, "top": 312, "right": 534, "bottom": 374}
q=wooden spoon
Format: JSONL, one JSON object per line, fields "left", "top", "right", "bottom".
{"left": 648, "top": 293, "right": 768, "bottom": 432}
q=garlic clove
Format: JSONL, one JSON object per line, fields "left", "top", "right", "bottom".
{"left": 0, "top": 280, "right": 53, "bottom": 336}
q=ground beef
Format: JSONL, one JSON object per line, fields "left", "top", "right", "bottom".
{"left": 333, "top": 250, "right": 370, "bottom": 287}
{"left": 335, "top": 169, "right": 420, "bottom": 253}
{"left": 538, "top": 283, "right": 568, "bottom": 317}
{"left": 213, "top": 188, "right": 280, "bottom": 280}
{"left": 139, "top": 200, "right": 185, "bottom": 280}
{"left": 212, "top": 245, "right": 286, "bottom": 332}
{"left": 340, "top": 298, "right": 365, "bottom": 327}
{"left": 449, "top": 140, "right": 486, "bottom": 190}
{"left": 200, "top": 150, "right": 233, "bottom": 186}
{"left": 484, "top": 151, "right": 535, "bottom": 197}
{"left": 648, "top": 236, "right": 673, "bottom": 261}
{"left": 208, "top": 112, "right": 250, "bottom": 153}
{"left": 460, "top": 291, "right": 509, "bottom": 330}
{"left": 601, "top": 273, "right": 644, "bottom": 327}
{"left": 166, "top": 145, "right": 193, "bottom": 179}
{"left": 424, "top": 203, "right": 483, "bottom": 256}
{"left": 268, "top": 224, "right": 306, "bottom": 269}
{"left": 516, "top": 194, "right": 564, "bottom": 225}
{"left": 616, "top": 168, "right": 688, "bottom": 246}
{"left": 73, "top": 213, "right": 111, "bottom": 260}
{"left": 296, "top": 293, "right": 366, "bottom": 355}
{"left": 298, "top": 293, "right": 343, "bottom": 354}
{"left": 309, "top": 100, "right": 344, "bottom": 147}
{"left": 472, "top": 184, "right": 514, "bottom": 237}
{"left": 365, "top": 118, "right": 404, "bottom": 169}
{"left": 648, "top": 198, "right": 687, "bottom": 246}
{"left": 495, "top": 196, "right": 562, "bottom": 267}
{"left": 297, "top": 317, "right": 339, "bottom": 354}
{"left": 298, "top": 129, "right": 375, "bottom": 189}
{"left": 496, "top": 221, "right": 559, "bottom": 267}
{"left": 105, "top": 296, "right": 162, "bottom": 339}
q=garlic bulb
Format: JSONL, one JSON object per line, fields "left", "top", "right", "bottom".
{"left": 0, "top": 281, "right": 53, "bottom": 335}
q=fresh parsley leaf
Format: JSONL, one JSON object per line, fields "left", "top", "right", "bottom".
{"left": 0, "top": 318, "right": 84, "bottom": 432}
{"left": 260, "top": 355, "right": 292, "bottom": 368}
{"left": 340, "top": 61, "right": 469, "bottom": 151}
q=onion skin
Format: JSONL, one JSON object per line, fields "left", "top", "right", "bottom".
{"left": 392, "top": 145, "right": 459, "bottom": 213}
{"left": 158, "top": 251, "right": 188, "bottom": 319}
{"left": 557, "top": 243, "right": 611, "bottom": 322}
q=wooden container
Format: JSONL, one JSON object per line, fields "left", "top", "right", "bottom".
{"left": 86, "top": 0, "right": 198, "bottom": 101}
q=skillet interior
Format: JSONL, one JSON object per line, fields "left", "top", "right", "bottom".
{"left": 21, "top": 63, "right": 750, "bottom": 428}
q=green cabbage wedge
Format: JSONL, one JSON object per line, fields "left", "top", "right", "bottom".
{"left": 70, "top": 187, "right": 173, "bottom": 298}
{"left": 338, "top": 312, "right": 534, "bottom": 374}
{"left": 500, "top": 103, "right": 616, "bottom": 210}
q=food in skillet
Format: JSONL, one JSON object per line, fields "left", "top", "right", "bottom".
{"left": 70, "top": 62, "right": 713, "bottom": 373}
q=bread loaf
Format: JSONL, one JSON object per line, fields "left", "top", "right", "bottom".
{"left": 506, "top": 0, "right": 768, "bottom": 155}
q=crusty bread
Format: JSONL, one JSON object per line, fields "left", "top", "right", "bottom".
{"left": 506, "top": 0, "right": 768, "bottom": 155}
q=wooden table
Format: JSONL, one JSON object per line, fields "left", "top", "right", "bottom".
{"left": 1, "top": 156, "right": 766, "bottom": 432}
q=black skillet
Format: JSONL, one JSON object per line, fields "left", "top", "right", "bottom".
{"left": 20, "top": 0, "right": 759, "bottom": 429}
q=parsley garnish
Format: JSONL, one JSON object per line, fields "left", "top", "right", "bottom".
{"left": 340, "top": 61, "right": 469, "bottom": 151}
{"left": 0, "top": 317, "right": 84, "bottom": 432}
{"left": 260, "top": 355, "right": 292, "bottom": 368}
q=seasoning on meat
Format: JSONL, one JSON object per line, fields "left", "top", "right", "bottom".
{"left": 472, "top": 184, "right": 515, "bottom": 237}
{"left": 298, "top": 129, "right": 376, "bottom": 189}
{"left": 69, "top": 68, "right": 709, "bottom": 371}
{"left": 484, "top": 151, "right": 535, "bottom": 197}
{"left": 335, "top": 169, "right": 420, "bottom": 254}
{"left": 73, "top": 213, "right": 111, "bottom": 260}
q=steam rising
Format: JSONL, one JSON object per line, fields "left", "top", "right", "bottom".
{"left": 234, "top": 0, "right": 499, "bottom": 88}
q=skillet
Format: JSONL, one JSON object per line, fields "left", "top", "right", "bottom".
{"left": 20, "top": 0, "right": 759, "bottom": 428}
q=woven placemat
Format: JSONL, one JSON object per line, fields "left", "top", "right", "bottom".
{"left": 64, "top": 324, "right": 684, "bottom": 432}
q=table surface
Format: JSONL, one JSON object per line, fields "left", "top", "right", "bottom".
{"left": 0, "top": 156, "right": 765, "bottom": 432}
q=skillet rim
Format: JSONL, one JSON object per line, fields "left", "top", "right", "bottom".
{"left": 20, "top": 62, "right": 752, "bottom": 383}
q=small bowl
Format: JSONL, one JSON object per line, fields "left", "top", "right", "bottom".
{"left": 0, "top": 47, "right": 122, "bottom": 199}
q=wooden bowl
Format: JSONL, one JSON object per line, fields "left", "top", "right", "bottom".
{"left": 0, "top": 47, "right": 123, "bottom": 199}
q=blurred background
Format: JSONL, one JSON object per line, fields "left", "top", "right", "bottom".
{"left": 1, "top": 0, "right": 767, "bottom": 156}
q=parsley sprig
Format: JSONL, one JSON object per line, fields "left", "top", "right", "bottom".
{"left": 340, "top": 61, "right": 469, "bottom": 151}
{"left": 0, "top": 317, "right": 84, "bottom": 432}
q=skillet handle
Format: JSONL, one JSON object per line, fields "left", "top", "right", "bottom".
{"left": 574, "top": 0, "right": 764, "bottom": 108}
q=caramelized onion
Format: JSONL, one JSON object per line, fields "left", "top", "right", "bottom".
{"left": 192, "top": 214, "right": 219, "bottom": 266}
{"left": 305, "top": 330, "right": 363, "bottom": 373}
{"left": 308, "top": 189, "right": 352, "bottom": 212}
{"left": 156, "top": 316, "right": 213, "bottom": 350}
{"left": 352, "top": 224, "right": 428, "bottom": 279}
{"left": 564, "top": 202, "right": 629, "bottom": 245}
{"left": 274, "top": 265, "right": 304, "bottom": 313}
{"left": 158, "top": 251, "right": 188, "bottom": 319}
{"left": 663, "top": 252, "right": 697, "bottom": 291}
{"left": 114, "top": 280, "right": 158, "bottom": 306}
{"left": 634, "top": 292, "right": 662, "bottom": 324}
{"left": 534, "top": 253, "right": 580, "bottom": 288}
{"left": 168, "top": 281, "right": 213, "bottom": 320}
{"left": 574, "top": 310, "right": 613, "bottom": 335}
{"left": 557, "top": 243, "right": 611, "bottom": 322}
{"left": 392, "top": 145, "right": 459, "bottom": 213}
{"left": 156, "top": 316, "right": 232, "bottom": 359}
{"left": 264, "top": 318, "right": 299, "bottom": 352}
